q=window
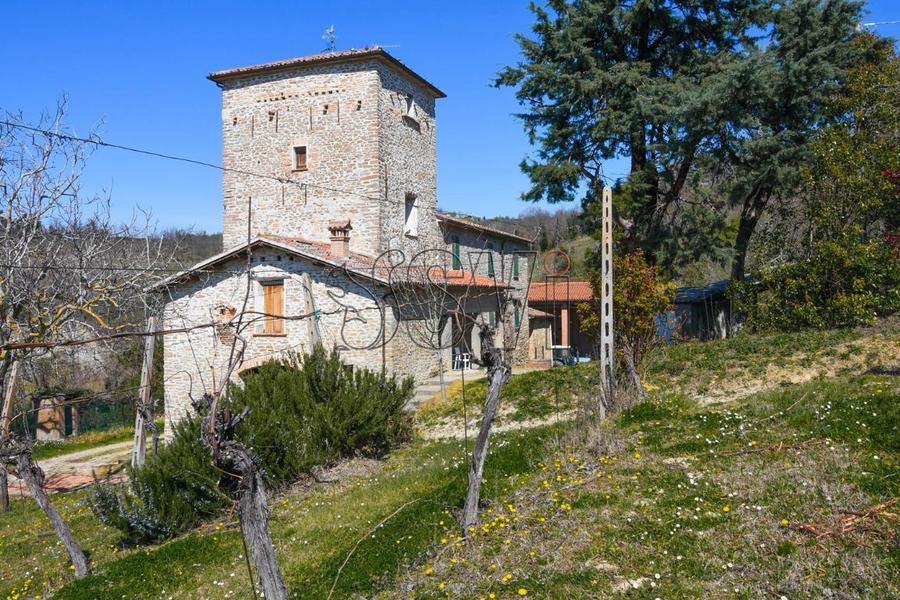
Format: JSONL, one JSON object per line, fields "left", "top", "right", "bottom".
{"left": 514, "top": 305, "right": 521, "bottom": 327}
{"left": 452, "top": 236, "right": 461, "bottom": 270}
{"left": 404, "top": 193, "right": 418, "bottom": 237}
{"left": 402, "top": 94, "right": 418, "bottom": 121}
{"left": 513, "top": 254, "right": 520, "bottom": 280}
{"left": 488, "top": 311, "right": 497, "bottom": 327}
{"left": 292, "top": 146, "right": 308, "bottom": 171}
{"left": 260, "top": 280, "right": 285, "bottom": 335}
{"left": 486, "top": 243, "right": 495, "bottom": 278}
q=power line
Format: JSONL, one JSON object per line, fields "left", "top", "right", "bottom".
{"left": 0, "top": 120, "right": 439, "bottom": 213}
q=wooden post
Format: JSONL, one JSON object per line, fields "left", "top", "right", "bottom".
{"left": 301, "top": 272, "right": 322, "bottom": 347}
{"left": 0, "top": 361, "right": 17, "bottom": 435}
{"left": 132, "top": 317, "right": 157, "bottom": 468}
{"left": 599, "top": 185, "right": 615, "bottom": 402}
{"left": 1, "top": 360, "right": 19, "bottom": 511}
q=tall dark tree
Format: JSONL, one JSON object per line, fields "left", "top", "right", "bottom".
{"left": 722, "top": 0, "right": 874, "bottom": 280}
{"left": 497, "top": 0, "right": 770, "bottom": 267}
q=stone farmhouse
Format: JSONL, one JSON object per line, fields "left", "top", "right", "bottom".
{"left": 151, "top": 48, "right": 538, "bottom": 432}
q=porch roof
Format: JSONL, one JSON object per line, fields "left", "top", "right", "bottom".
{"left": 527, "top": 280, "right": 593, "bottom": 303}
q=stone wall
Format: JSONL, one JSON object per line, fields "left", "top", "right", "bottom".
{"left": 219, "top": 58, "right": 443, "bottom": 260}
{"left": 220, "top": 61, "right": 384, "bottom": 252}
{"left": 376, "top": 64, "right": 442, "bottom": 257}
{"left": 160, "top": 249, "right": 442, "bottom": 436}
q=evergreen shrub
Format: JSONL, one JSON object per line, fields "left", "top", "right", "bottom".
{"left": 89, "top": 346, "right": 413, "bottom": 541}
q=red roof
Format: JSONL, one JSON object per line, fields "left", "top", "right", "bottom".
{"left": 208, "top": 47, "right": 446, "bottom": 98}
{"left": 528, "top": 280, "right": 593, "bottom": 303}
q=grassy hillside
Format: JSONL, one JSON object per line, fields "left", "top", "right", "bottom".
{"left": 1, "top": 322, "right": 897, "bottom": 598}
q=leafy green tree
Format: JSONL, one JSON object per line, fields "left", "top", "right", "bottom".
{"left": 802, "top": 35, "right": 900, "bottom": 242}
{"left": 497, "top": 0, "right": 769, "bottom": 268}
{"left": 730, "top": 227, "right": 900, "bottom": 331}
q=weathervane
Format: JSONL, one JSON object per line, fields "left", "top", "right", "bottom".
{"left": 322, "top": 26, "right": 336, "bottom": 52}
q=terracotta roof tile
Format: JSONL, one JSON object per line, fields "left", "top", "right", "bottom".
{"left": 261, "top": 235, "right": 505, "bottom": 288}
{"left": 527, "top": 280, "right": 593, "bottom": 303}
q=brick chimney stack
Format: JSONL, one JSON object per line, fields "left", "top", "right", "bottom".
{"left": 328, "top": 220, "right": 352, "bottom": 258}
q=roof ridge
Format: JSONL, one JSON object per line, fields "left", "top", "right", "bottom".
{"left": 208, "top": 47, "right": 446, "bottom": 98}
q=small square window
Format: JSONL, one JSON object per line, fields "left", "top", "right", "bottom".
{"left": 293, "top": 146, "right": 308, "bottom": 171}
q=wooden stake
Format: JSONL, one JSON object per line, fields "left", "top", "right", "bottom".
{"left": 301, "top": 273, "right": 322, "bottom": 347}
{"left": 1, "top": 360, "right": 19, "bottom": 511}
{"left": 132, "top": 317, "right": 157, "bottom": 468}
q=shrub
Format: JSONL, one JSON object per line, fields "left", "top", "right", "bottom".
{"left": 90, "top": 347, "right": 413, "bottom": 541}
{"left": 732, "top": 228, "right": 900, "bottom": 331}
{"left": 579, "top": 250, "right": 675, "bottom": 392}
{"left": 228, "top": 348, "right": 413, "bottom": 487}
{"left": 90, "top": 417, "right": 224, "bottom": 541}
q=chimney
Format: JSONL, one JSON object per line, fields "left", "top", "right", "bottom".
{"left": 328, "top": 219, "right": 352, "bottom": 258}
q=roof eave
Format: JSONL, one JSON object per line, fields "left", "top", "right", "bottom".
{"left": 208, "top": 49, "right": 446, "bottom": 98}
{"left": 436, "top": 212, "right": 534, "bottom": 244}
{"left": 145, "top": 238, "right": 389, "bottom": 293}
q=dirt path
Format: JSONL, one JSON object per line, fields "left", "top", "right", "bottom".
{"left": 7, "top": 440, "right": 132, "bottom": 497}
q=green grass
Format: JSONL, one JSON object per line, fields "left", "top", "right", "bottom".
{"left": 3, "top": 322, "right": 897, "bottom": 599}
{"left": 395, "top": 374, "right": 900, "bottom": 599}
{"left": 419, "top": 323, "right": 888, "bottom": 425}
{"left": 0, "top": 425, "right": 560, "bottom": 599}
{"left": 645, "top": 326, "right": 864, "bottom": 387}
{"left": 418, "top": 365, "right": 596, "bottom": 425}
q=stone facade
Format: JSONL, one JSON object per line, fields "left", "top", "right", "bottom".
{"left": 218, "top": 54, "right": 441, "bottom": 256}
{"left": 438, "top": 219, "right": 531, "bottom": 365}
{"left": 161, "top": 49, "right": 534, "bottom": 433}
{"left": 161, "top": 247, "right": 444, "bottom": 430}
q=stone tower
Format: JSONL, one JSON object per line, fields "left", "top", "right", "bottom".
{"left": 209, "top": 48, "right": 446, "bottom": 258}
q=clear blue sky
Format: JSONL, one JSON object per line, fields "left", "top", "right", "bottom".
{"left": 2, "top": 1, "right": 897, "bottom": 233}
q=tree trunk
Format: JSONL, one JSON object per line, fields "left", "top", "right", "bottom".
{"left": 15, "top": 452, "right": 90, "bottom": 576}
{"left": 462, "top": 361, "right": 511, "bottom": 533}
{"left": 0, "top": 468, "right": 8, "bottom": 512}
{"left": 219, "top": 440, "right": 288, "bottom": 600}
{"left": 621, "top": 345, "right": 647, "bottom": 402}
{"left": 731, "top": 193, "right": 767, "bottom": 282}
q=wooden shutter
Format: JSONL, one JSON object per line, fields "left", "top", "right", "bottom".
{"left": 263, "top": 281, "right": 284, "bottom": 334}
{"left": 293, "top": 146, "right": 307, "bottom": 171}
